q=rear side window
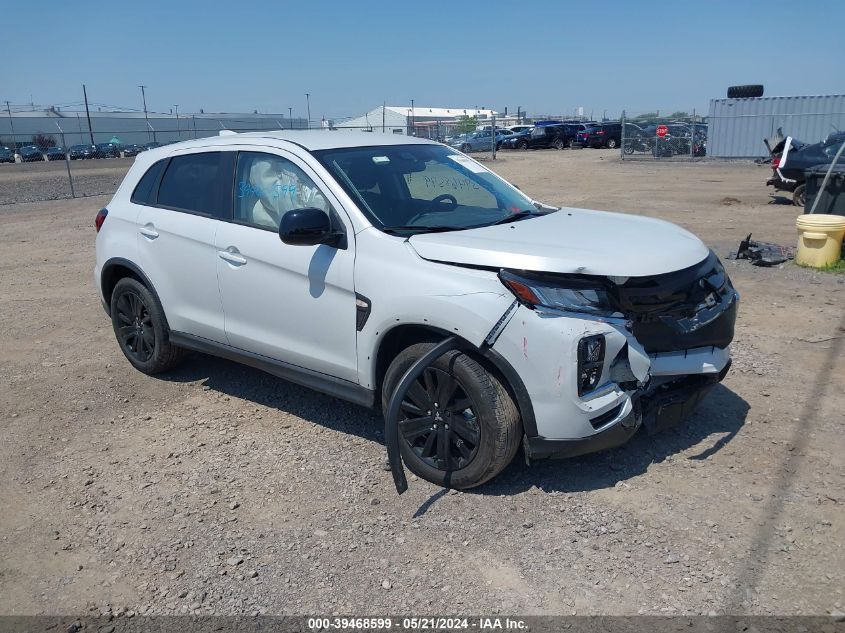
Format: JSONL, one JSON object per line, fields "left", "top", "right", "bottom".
{"left": 130, "top": 159, "right": 167, "bottom": 205}
{"left": 156, "top": 152, "right": 234, "bottom": 218}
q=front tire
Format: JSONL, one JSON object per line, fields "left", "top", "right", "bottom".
{"left": 606, "top": 138, "right": 618, "bottom": 149}
{"left": 382, "top": 343, "right": 521, "bottom": 489}
{"left": 517, "top": 141, "right": 528, "bottom": 150}
{"left": 110, "top": 277, "right": 185, "bottom": 374}
{"left": 553, "top": 138, "right": 565, "bottom": 150}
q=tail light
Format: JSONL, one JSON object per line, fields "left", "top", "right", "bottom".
{"left": 95, "top": 208, "right": 108, "bottom": 232}
{"left": 771, "top": 156, "right": 780, "bottom": 170}
{"left": 597, "top": 130, "right": 604, "bottom": 135}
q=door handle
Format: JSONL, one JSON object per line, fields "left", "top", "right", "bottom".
{"left": 218, "top": 248, "right": 247, "bottom": 266}
{"left": 139, "top": 224, "right": 159, "bottom": 239}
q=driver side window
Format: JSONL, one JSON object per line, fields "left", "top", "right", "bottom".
{"left": 234, "top": 151, "right": 333, "bottom": 230}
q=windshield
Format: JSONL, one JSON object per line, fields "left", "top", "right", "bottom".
{"left": 314, "top": 144, "right": 540, "bottom": 233}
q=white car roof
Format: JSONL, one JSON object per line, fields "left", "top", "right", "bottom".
{"left": 147, "top": 131, "right": 439, "bottom": 155}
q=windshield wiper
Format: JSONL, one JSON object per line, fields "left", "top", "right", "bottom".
{"left": 381, "top": 225, "right": 463, "bottom": 234}
{"left": 486, "top": 210, "right": 540, "bottom": 226}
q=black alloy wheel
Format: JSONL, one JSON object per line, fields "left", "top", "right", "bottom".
{"left": 114, "top": 288, "right": 155, "bottom": 363}
{"left": 398, "top": 366, "right": 480, "bottom": 471}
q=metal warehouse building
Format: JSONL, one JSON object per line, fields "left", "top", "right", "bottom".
{"left": 332, "top": 105, "right": 503, "bottom": 137}
{"left": 707, "top": 94, "right": 845, "bottom": 158}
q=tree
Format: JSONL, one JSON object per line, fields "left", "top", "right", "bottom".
{"left": 668, "top": 111, "right": 690, "bottom": 119}
{"left": 455, "top": 115, "right": 478, "bottom": 134}
{"left": 32, "top": 133, "right": 57, "bottom": 149}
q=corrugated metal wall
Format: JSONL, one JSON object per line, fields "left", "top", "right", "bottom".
{"left": 708, "top": 94, "right": 845, "bottom": 158}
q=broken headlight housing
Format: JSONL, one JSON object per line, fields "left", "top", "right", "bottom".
{"left": 499, "top": 270, "right": 620, "bottom": 317}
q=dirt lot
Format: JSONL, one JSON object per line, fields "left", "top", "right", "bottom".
{"left": 1, "top": 149, "right": 843, "bottom": 617}
{"left": 0, "top": 157, "right": 132, "bottom": 205}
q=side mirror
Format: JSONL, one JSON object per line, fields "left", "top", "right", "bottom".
{"left": 279, "top": 208, "right": 341, "bottom": 247}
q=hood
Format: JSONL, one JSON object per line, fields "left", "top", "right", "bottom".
{"left": 408, "top": 207, "right": 710, "bottom": 277}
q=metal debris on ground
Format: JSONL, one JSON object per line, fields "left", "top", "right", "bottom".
{"left": 730, "top": 233, "right": 796, "bottom": 267}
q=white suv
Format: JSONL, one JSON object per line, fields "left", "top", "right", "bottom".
{"left": 95, "top": 132, "right": 737, "bottom": 489}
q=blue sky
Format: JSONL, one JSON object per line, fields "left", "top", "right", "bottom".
{"left": 3, "top": 0, "right": 843, "bottom": 120}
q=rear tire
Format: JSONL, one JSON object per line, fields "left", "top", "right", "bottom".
{"left": 110, "top": 277, "right": 186, "bottom": 374}
{"left": 517, "top": 141, "right": 528, "bottom": 150}
{"left": 606, "top": 138, "right": 618, "bottom": 149}
{"left": 553, "top": 138, "right": 565, "bottom": 150}
{"left": 792, "top": 184, "right": 806, "bottom": 208}
{"left": 382, "top": 342, "right": 521, "bottom": 489}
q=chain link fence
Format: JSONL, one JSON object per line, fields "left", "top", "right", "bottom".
{"left": 620, "top": 110, "right": 707, "bottom": 161}
{"left": 0, "top": 113, "right": 310, "bottom": 205}
{"left": 0, "top": 112, "right": 524, "bottom": 205}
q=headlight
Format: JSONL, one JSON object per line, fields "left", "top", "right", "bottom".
{"left": 499, "top": 269, "right": 621, "bottom": 316}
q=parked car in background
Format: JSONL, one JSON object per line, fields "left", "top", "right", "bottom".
{"left": 19, "top": 145, "right": 44, "bottom": 162}
{"left": 70, "top": 144, "right": 98, "bottom": 159}
{"left": 767, "top": 132, "right": 845, "bottom": 206}
{"left": 95, "top": 131, "right": 736, "bottom": 490}
{"left": 508, "top": 125, "right": 533, "bottom": 134}
{"left": 46, "top": 146, "right": 67, "bottom": 161}
{"left": 527, "top": 123, "right": 590, "bottom": 150}
{"left": 499, "top": 128, "right": 534, "bottom": 150}
{"left": 96, "top": 142, "right": 122, "bottom": 158}
{"left": 123, "top": 144, "right": 144, "bottom": 157}
{"left": 0, "top": 147, "right": 14, "bottom": 163}
{"left": 448, "top": 129, "right": 508, "bottom": 153}
{"left": 573, "top": 123, "right": 623, "bottom": 149}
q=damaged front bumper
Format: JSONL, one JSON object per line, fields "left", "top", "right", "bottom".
{"left": 523, "top": 360, "right": 730, "bottom": 460}
{"left": 492, "top": 254, "right": 739, "bottom": 461}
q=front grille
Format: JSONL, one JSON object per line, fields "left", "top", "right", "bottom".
{"left": 614, "top": 252, "right": 737, "bottom": 353}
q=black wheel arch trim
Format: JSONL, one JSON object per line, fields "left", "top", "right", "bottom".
{"left": 372, "top": 322, "right": 539, "bottom": 439}
{"left": 100, "top": 257, "right": 172, "bottom": 336}
{"left": 479, "top": 346, "right": 538, "bottom": 438}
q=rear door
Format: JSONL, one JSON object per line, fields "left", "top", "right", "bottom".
{"left": 135, "top": 149, "right": 235, "bottom": 343}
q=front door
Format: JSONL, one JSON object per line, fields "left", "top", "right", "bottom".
{"left": 215, "top": 149, "right": 358, "bottom": 382}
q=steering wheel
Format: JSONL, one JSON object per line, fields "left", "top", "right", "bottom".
{"left": 429, "top": 193, "right": 458, "bottom": 211}
{"left": 405, "top": 194, "right": 459, "bottom": 225}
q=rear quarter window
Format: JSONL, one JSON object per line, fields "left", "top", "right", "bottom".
{"left": 130, "top": 159, "right": 167, "bottom": 205}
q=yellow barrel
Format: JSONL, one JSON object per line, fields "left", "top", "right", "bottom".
{"left": 795, "top": 214, "right": 845, "bottom": 267}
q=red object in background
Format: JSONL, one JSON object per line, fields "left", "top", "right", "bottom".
{"left": 656, "top": 125, "right": 668, "bottom": 138}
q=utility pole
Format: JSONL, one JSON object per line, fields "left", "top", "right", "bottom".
{"left": 383, "top": 100, "right": 386, "bottom": 133}
{"left": 174, "top": 105, "right": 179, "bottom": 137}
{"left": 82, "top": 84, "right": 94, "bottom": 145}
{"left": 139, "top": 85, "right": 154, "bottom": 142}
{"left": 305, "top": 93, "right": 311, "bottom": 129}
{"left": 4, "top": 101, "right": 16, "bottom": 152}
{"left": 288, "top": 107, "right": 293, "bottom": 128}
{"left": 410, "top": 99, "right": 415, "bottom": 136}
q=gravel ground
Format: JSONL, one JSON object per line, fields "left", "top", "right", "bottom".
{"left": 0, "top": 157, "right": 131, "bottom": 205}
{"left": 0, "top": 148, "right": 843, "bottom": 617}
